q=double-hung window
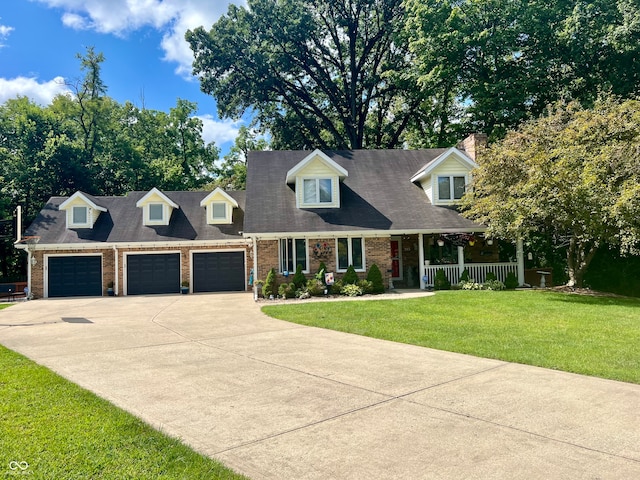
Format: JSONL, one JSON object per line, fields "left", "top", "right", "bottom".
{"left": 280, "top": 238, "right": 307, "bottom": 273}
{"left": 211, "top": 202, "right": 226, "bottom": 221}
{"left": 337, "top": 237, "right": 364, "bottom": 271}
{"left": 303, "top": 178, "right": 332, "bottom": 205}
{"left": 438, "top": 176, "right": 466, "bottom": 201}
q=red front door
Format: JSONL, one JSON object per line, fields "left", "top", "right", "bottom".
{"left": 390, "top": 239, "right": 400, "bottom": 278}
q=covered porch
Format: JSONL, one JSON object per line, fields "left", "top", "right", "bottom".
{"left": 389, "top": 233, "right": 525, "bottom": 289}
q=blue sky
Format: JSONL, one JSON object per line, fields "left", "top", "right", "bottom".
{"left": 0, "top": 0, "right": 247, "bottom": 154}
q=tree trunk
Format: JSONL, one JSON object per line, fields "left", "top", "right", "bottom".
{"left": 566, "top": 237, "right": 598, "bottom": 288}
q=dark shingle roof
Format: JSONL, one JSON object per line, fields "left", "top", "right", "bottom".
{"left": 244, "top": 150, "right": 482, "bottom": 234}
{"left": 25, "top": 191, "right": 245, "bottom": 244}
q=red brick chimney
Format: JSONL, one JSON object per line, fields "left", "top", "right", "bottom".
{"left": 457, "top": 133, "right": 487, "bottom": 162}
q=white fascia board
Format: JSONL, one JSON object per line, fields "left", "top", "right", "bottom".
{"left": 244, "top": 226, "right": 487, "bottom": 240}
{"left": 285, "top": 149, "right": 349, "bottom": 183}
{"left": 22, "top": 239, "right": 251, "bottom": 251}
{"left": 59, "top": 191, "right": 108, "bottom": 212}
{"left": 135, "top": 187, "right": 179, "bottom": 208}
{"left": 410, "top": 147, "right": 478, "bottom": 183}
{"left": 200, "top": 187, "right": 239, "bottom": 208}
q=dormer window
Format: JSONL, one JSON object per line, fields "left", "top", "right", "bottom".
{"left": 72, "top": 206, "right": 88, "bottom": 225}
{"left": 303, "top": 178, "right": 333, "bottom": 205}
{"left": 59, "top": 191, "right": 107, "bottom": 229}
{"left": 438, "top": 176, "right": 466, "bottom": 201}
{"left": 200, "top": 188, "right": 238, "bottom": 225}
{"left": 149, "top": 203, "right": 164, "bottom": 222}
{"left": 136, "top": 188, "right": 178, "bottom": 227}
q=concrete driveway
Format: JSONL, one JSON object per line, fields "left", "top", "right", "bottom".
{"left": 0, "top": 293, "right": 638, "bottom": 479}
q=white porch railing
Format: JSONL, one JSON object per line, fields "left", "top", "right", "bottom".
{"left": 423, "top": 263, "right": 518, "bottom": 287}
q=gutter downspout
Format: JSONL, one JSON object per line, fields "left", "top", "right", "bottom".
{"left": 516, "top": 238, "right": 525, "bottom": 286}
{"left": 253, "top": 236, "right": 259, "bottom": 301}
{"left": 113, "top": 245, "right": 119, "bottom": 296}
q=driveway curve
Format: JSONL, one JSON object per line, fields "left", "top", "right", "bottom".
{"left": 1, "top": 293, "right": 638, "bottom": 479}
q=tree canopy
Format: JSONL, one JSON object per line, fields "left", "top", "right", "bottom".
{"left": 462, "top": 96, "right": 640, "bottom": 287}
{"left": 187, "top": 0, "right": 424, "bottom": 150}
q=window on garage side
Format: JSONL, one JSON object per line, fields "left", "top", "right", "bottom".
{"left": 337, "top": 237, "right": 364, "bottom": 271}
{"left": 280, "top": 238, "right": 307, "bottom": 273}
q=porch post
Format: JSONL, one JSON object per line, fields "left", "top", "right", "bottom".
{"left": 516, "top": 238, "right": 525, "bottom": 286}
{"left": 457, "top": 246, "right": 465, "bottom": 282}
{"left": 418, "top": 234, "right": 425, "bottom": 289}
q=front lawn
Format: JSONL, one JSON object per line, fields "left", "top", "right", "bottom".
{"left": 0, "top": 303, "right": 13, "bottom": 311}
{"left": 262, "top": 290, "right": 640, "bottom": 384}
{"left": 0, "top": 345, "right": 247, "bottom": 479}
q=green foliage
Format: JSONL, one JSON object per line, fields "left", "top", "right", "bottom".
{"left": 340, "top": 283, "right": 363, "bottom": 297}
{"left": 433, "top": 269, "right": 451, "bottom": 291}
{"left": 459, "top": 279, "right": 482, "bottom": 290}
{"left": 306, "top": 279, "right": 326, "bottom": 297}
{"left": 366, "top": 264, "right": 385, "bottom": 294}
{"left": 263, "top": 268, "right": 277, "bottom": 298}
{"left": 187, "top": 0, "right": 419, "bottom": 149}
{"left": 505, "top": 272, "right": 519, "bottom": 290}
{"left": 292, "top": 264, "right": 306, "bottom": 289}
{"left": 278, "top": 282, "right": 297, "bottom": 299}
{"left": 463, "top": 96, "right": 640, "bottom": 287}
{"left": 342, "top": 265, "right": 359, "bottom": 285}
{"left": 483, "top": 280, "right": 506, "bottom": 291}
{"left": 316, "top": 262, "right": 327, "bottom": 283}
{"left": 459, "top": 268, "right": 470, "bottom": 283}
{"left": 357, "top": 279, "right": 374, "bottom": 295}
{"left": 330, "top": 279, "right": 344, "bottom": 295}
{"left": 485, "top": 272, "right": 497, "bottom": 282}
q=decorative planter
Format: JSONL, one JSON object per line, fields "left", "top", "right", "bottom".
{"left": 181, "top": 287, "right": 189, "bottom": 294}
{"left": 107, "top": 288, "right": 114, "bottom": 296}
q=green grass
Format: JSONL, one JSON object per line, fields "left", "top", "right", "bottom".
{"left": 0, "top": 345, "right": 247, "bottom": 480}
{"left": 0, "top": 303, "right": 13, "bottom": 311}
{"left": 262, "top": 290, "right": 640, "bottom": 384}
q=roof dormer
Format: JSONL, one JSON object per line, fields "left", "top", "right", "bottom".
{"left": 59, "top": 191, "right": 107, "bottom": 229}
{"left": 285, "top": 149, "right": 348, "bottom": 209}
{"left": 200, "top": 187, "right": 238, "bottom": 225}
{"left": 135, "top": 188, "right": 178, "bottom": 226}
{"left": 410, "top": 148, "right": 477, "bottom": 205}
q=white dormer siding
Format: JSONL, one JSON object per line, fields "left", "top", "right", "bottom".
{"left": 59, "top": 191, "right": 107, "bottom": 229}
{"left": 136, "top": 188, "right": 179, "bottom": 226}
{"left": 285, "top": 149, "right": 348, "bottom": 209}
{"left": 411, "top": 148, "right": 477, "bottom": 205}
{"left": 200, "top": 188, "right": 238, "bottom": 225}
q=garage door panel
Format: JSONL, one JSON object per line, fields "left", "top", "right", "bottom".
{"left": 48, "top": 256, "right": 102, "bottom": 297}
{"left": 193, "top": 252, "right": 244, "bottom": 292}
{"left": 127, "top": 253, "right": 180, "bottom": 295}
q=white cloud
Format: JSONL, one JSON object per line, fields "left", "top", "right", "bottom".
{"left": 195, "top": 114, "right": 241, "bottom": 147}
{"left": 35, "top": 0, "right": 246, "bottom": 76}
{"left": 0, "top": 76, "right": 72, "bottom": 105}
{"left": 0, "top": 21, "right": 14, "bottom": 47}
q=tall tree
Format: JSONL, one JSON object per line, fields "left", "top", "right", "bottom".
{"left": 187, "top": 0, "right": 423, "bottom": 149}
{"left": 462, "top": 96, "right": 640, "bottom": 287}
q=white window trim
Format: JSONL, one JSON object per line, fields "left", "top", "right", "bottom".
{"left": 435, "top": 175, "right": 468, "bottom": 204}
{"left": 279, "top": 238, "right": 309, "bottom": 274}
{"left": 336, "top": 237, "right": 366, "bottom": 272}
{"left": 300, "top": 177, "right": 336, "bottom": 207}
{"left": 68, "top": 206, "right": 92, "bottom": 228}
{"left": 208, "top": 201, "right": 233, "bottom": 224}
{"left": 145, "top": 203, "right": 168, "bottom": 226}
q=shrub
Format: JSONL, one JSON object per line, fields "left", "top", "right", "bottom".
{"left": 330, "top": 279, "right": 344, "bottom": 295}
{"left": 358, "top": 279, "right": 373, "bottom": 294}
{"left": 485, "top": 272, "right": 497, "bottom": 282}
{"left": 316, "top": 262, "right": 327, "bottom": 283}
{"left": 505, "top": 271, "right": 519, "bottom": 289}
{"left": 366, "top": 264, "right": 385, "bottom": 293}
{"left": 306, "top": 278, "right": 326, "bottom": 296}
{"left": 484, "top": 279, "right": 505, "bottom": 291}
{"left": 278, "top": 282, "right": 296, "bottom": 299}
{"left": 292, "top": 264, "right": 306, "bottom": 289}
{"left": 263, "top": 268, "right": 277, "bottom": 298}
{"left": 341, "top": 283, "right": 363, "bottom": 297}
{"left": 433, "top": 269, "right": 451, "bottom": 290}
{"left": 342, "top": 265, "right": 359, "bottom": 285}
{"left": 459, "top": 268, "right": 470, "bottom": 283}
{"left": 460, "top": 279, "right": 482, "bottom": 290}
